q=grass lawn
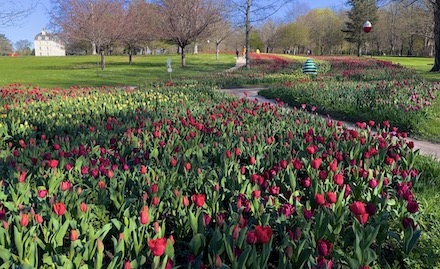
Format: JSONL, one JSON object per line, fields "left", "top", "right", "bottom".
{"left": 376, "top": 56, "right": 440, "bottom": 82}
{"left": 0, "top": 54, "right": 235, "bottom": 89}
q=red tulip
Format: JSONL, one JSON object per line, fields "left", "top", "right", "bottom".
{"left": 306, "top": 145, "right": 316, "bottom": 155}
{"left": 20, "top": 213, "right": 29, "bottom": 227}
{"left": 34, "top": 214, "right": 43, "bottom": 224}
{"left": 407, "top": 201, "right": 419, "bottom": 213}
{"left": 140, "top": 165, "right": 147, "bottom": 174}
{"left": 152, "top": 197, "right": 159, "bottom": 206}
{"left": 148, "top": 238, "right": 168, "bottom": 256}
{"left": 317, "top": 239, "right": 333, "bottom": 256}
{"left": 47, "top": 159, "right": 59, "bottom": 168}
{"left": 246, "top": 231, "right": 257, "bottom": 244}
{"left": 333, "top": 174, "right": 344, "bottom": 186}
{"left": 98, "top": 180, "right": 106, "bottom": 189}
{"left": 225, "top": 150, "right": 231, "bottom": 159}
{"left": 80, "top": 202, "right": 88, "bottom": 212}
{"left": 249, "top": 156, "right": 256, "bottom": 165}
{"left": 349, "top": 201, "right": 366, "bottom": 215}
{"left": 326, "top": 192, "right": 337, "bottom": 204}
{"left": 170, "top": 157, "right": 177, "bottom": 167}
{"left": 60, "top": 181, "right": 72, "bottom": 191}
{"left": 53, "top": 202, "right": 66, "bottom": 216}
{"left": 124, "top": 261, "right": 131, "bottom": 269}
{"left": 311, "top": 158, "right": 322, "bottom": 169}
{"left": 192, "top": 194, "right": 205, "bottom": 207}
{"left": 38, "top": 189, "right": 48, "bottom": 198}
{"left": 280, "top": 159, "right": 288, "bottom": 169}
{"left": 184, "top": 162, "right": 191, "bottom": 171}
{"left": 151, "top": 184, "right": 158, "bottom": 193}
{"left": 70, "top": 229, "right": 79, "bottom": 241}
{"left": 234, "top": 147, "right": 241, "bottom": 156}
{"left": 182, "top": 196, "right": 189, "bottom": 207}
{"left": 140, "top": 205, "right": 149, "bottom": 225}
{"left": 315, "top": 193, "right": 325, "bottom": 205}
{"left": 254, "top": 225, "right": 272, "bottom": 244}
{"left": 18, "top": 171, "right": 27, "bottom": 183}
{"left": 329, "top": 159, "right": 338, "bottom": 172}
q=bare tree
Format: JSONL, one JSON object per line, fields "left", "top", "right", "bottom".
{"left": 208, "top": 19, "right": 233, "bottom": 59}
{"left": 156, "top": 0, "right": 223, "bottom": 67}
{"left": 0, "top": 0, "right": 38, "bottom": 27}
{"left": 260, "top": 19, "right": 279, "bottom": 53}
{"left": 50, "top": 0, "right": 125, "bottom": 69}
{"left": 122, "top": 1, "right": 159, "bottom": 64}
{"left": 229, "top": 0, "right": 294, "bottom": 68}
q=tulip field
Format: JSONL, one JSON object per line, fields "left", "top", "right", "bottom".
{"left": 0, "top": 55, "right": 436, "bottom": 268}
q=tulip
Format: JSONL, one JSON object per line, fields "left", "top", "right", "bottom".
{"left": 317, "top": 239, "right": 333, "bottom": 257}
{"left": 315, "top": 193, "right": 325, "bottom": 205}
{"left": 47, "top": 159, "right": 59, "bottom": 168}
{"left": 254, "top": 225, "right": 272, "bottom": 244}
{"left": 407, "top": 201, "right": 419, "bottom": 213}
{"left": 60, "top": 181, "right": 72, "bottom": 191}
{"left": 20, "top": 213, "right": 29, "bottom": 227}
{"left": 70, "top": 229, "right": 79, "bottom": 241}
{"left": 38, "top": 189, "right": 48, "bottom": 198}
{"left": 80, "top": 202, "right": 88, "bottom": 212}
{"left": 148, "top": 238, "right": 167, "bottom": 256}
{"left": 18, "top": 171, "right": 27, "bottom": 183}
{"left": 191, "top": 193, "right": 205, "bottom": 207}
{"left": 182, "top": 196, "right": 189, "bottom": 207}
{"left": 326, "top": 192, "right": 337, "bottom": 204}
{"left": 246, "top": 231, "right": 257, "bottom": 244}
{"left": 53, "top": 202, "right": 66, "bottom": 216}
{"left": 311, "top": 158, "right": 322, "bottom": 169}
{"left": 140, "top": 205, "right": 149, "bottom": 225}
{"left": 34, "top": 214, "right": 43, "bottom": 224}
{"left": 333, "top": 174, "right": 344, "bottom": 186}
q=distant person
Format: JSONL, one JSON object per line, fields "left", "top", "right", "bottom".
{"left": 242, "top": 46, "right": 246, "bottom": 57}
{"left": 256, "top": 49, "right": 260, "bottom": 54}
{"left": 236, "top": 49, "right": 239, "bottom": 58}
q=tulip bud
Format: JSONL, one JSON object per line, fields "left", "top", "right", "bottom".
{"left": 34, "top": 214, "right": 43, "bottom": 224}
{"left": 215, "top": 255, "right": 222, "bottom": 268}
{"left": 70, "top": 229, "right": 79, "bottom": 241}
{"left": 124, "top": 261, "right": 131, "bottom": 269}
{"left": 20, "top": 214, "right": 29, "bottom": 227}
{"left": 97, "top": 239, "right": 104, "bottom": 252}
{"left": 80, "top": 202, "right": 88, "bottom": 212}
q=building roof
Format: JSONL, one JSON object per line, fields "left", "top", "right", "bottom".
{"left": 34, "top": 30, "right": 62, "bottom": 42}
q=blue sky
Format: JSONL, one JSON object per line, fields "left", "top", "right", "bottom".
{"left": 1, "top": 0, "right": 346, "bottom": 48}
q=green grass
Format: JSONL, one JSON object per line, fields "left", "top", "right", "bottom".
{"left": 376, "top": 56, "right": 440, "bottom": 82}
{"left": 0, "top": 54, "right": 235, "bottom": 89}
{"left": 375, "top": 56, "right": 440, "bottom": 142}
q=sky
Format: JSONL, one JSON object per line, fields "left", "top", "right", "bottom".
{"left": 1, "top": 0, "right": 347, "bottom": 49}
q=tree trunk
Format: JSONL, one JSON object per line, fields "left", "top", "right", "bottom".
{"left": 194, "top": 42, "right": 198, "bottom": 54}
{"left": 431, "top": 1, "right": 440, "bottom": 72}
{"left": 245, "top": 0, "right": 251, "bottom": 68}
{"left": 100, "top": 49, "right": 106, "bottom": 70}
{"left": 181, "top": 45, "right": 186, "bottom": 67}
{"left": 216, "top": 43, "right": 220, "bottom": 60}
{"left": 129, "top": 46, "right": 133, "bottom": 65}
{"left": 92, "top": 43, "right": 97, "bottom": 55}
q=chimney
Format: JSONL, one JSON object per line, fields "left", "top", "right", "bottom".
{"left": 42, "top": 29, "right": 47, "bottom": 35}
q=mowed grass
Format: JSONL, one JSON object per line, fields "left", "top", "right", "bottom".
{"left": 375, "top": 56, "right": 440, "bottom": 142}
{"left": 1, "top": 54, "right": 236, "bottom": 89}
{"left": 376, "top": 56, "right": 440, "bottom": 82}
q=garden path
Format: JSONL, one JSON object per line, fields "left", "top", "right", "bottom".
{"left": 219, "top": 88, "right": 440, "bottom": 160}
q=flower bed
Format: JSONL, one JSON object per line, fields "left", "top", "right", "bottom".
{"left": 260, "top": 57, "right": 438, "bottom": 134}
{"left": 0, "top": 84, "right": 421, "bottom": 268}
